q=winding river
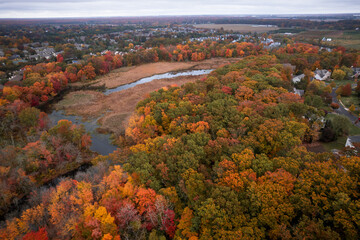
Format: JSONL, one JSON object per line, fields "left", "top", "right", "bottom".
{"left": 104, "top": 69, "right": 213, "bottom": 95}
{"left": 48, "top": 69, "right": 213, "bottom": 155}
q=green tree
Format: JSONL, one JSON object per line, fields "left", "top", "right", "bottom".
{"left": 19, "top": 107, "right": 40, "bottom": 128}
{"left": 330, "top": 115, "right": 350, "bottom": 138}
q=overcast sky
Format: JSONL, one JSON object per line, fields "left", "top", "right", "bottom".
{"left": 0, "top": 0, "right": 359, "bottom": 18}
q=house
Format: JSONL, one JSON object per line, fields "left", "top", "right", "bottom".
{"left": 351, "top": 67, "right": 360, "bottom": 79}
{"left": 345, "top": 135, "right": 360, "bottom": 148}
{"left": 320, "top": 47, "right": 332, "bottom": 52}
{"left": 268, "top": 42, "right": 281, "bottom": 48}
{"left": 314, "top": 69, "right": 331, "bottom": 81}
{"left": 29, "top": 54, "right": 40, "bottom": 61}
{"left": 322, "top": 37, "right": 332, "bottom": 42}
{"left": 8, "top": 70, "right": 24, "bottom": 82}
{"left": 293, "top": 87, "right": 304, "bottom": 96}
{"left": 34, "top": 47, "right": 55, "bottom": 60}
{"left": 9, "top": 54, "right": 20, "bottom": 60}
{"left": 353, "top": 67, "right": 360, "bottom": 74}
{"left": 282, "top": 63, "right": 296, "bottom": 71}
{"left": 292, "top": 74, "right": 305, "bottom": 84}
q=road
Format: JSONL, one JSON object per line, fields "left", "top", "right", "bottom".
{"left": 330, "top": 88, "right": 360, "bottom": 127}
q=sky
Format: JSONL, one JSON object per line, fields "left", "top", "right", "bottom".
{"left": 0, "top": 0, "right": 359, "bottom": 18}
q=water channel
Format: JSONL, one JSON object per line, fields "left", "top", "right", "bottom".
{"left": 48, "top": 69, "right": 213, "bottom": 155}
{"left": 1, "top": 68, "right": 213, "bottom": 222}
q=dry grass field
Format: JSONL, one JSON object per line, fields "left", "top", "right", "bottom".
{"left": 194, "top": 24, "right": 279, "bottom": 33}
{"left": 55, "top": 58, "right": 241, "bottom": 134}
{"left": 56, "top": 75, "right": 204, "bottom": 134}
{"left": 91, "top": 58, "right": 240, "bottom": 89}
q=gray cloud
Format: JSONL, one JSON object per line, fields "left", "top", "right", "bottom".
{"left": 0, "top": 0, "right": 358, "bottom": 18}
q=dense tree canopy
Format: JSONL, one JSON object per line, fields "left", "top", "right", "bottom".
{"left": 1, "top": 40, "right": 360, "bottom": 239}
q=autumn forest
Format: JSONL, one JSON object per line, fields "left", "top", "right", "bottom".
{"left": 1, "top": 15, "right": 360, "bottom": 240}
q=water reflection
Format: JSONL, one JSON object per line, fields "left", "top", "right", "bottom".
{"left": 105, "top": 69, "right": 213, "bottom": 95}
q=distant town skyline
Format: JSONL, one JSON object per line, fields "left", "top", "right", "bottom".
{"left": 0, "top": 0, "right": 359, "bottom": 18}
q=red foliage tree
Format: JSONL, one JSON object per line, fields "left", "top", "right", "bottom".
{"left": 22, "top": 227, "right": 48, "bottom": 240}
{"left": 341, "top": 83, "right": 352, "bottom": 97}
{"left": 56, "top": 54, "right": 64, "bottom": 63}
{"left": 221, "top": 86, "right": 233, "bottom": 95}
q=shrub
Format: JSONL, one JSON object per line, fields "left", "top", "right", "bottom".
{"left": 349, "top": 104, "right": 356, "bottom": 112}
{"left": 330, "top": 102, "right": 340, "bottom": 109}
{"left": 332, "top": 69, "right": 346, "bottom": 81}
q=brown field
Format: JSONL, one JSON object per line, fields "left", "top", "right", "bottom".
{"left": 194, "top": 24, "right": 279, "bottom": 33}
{"left": 332, "top": 31, "right": 360, "bottom": 50}
{"left": 57, "top": 75, "right": 204, "bottom": 135}
{"left": 56, "top": 58, "right": 241, "bottom": 135}
{"left": 295, "top": 30, "right": 343, "bottom": 43}
{"left": 295, "top": 30, "right": 360, "bottom": 50}
{"left": 296, "top": 30, "right": 343, "bottom": 38}
{"left": 93, "top": 58, "right": 240, "bottom": 89}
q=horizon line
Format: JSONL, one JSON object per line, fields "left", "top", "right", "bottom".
{"left": 0, "top": 13, "right": 359, "bottom": 20}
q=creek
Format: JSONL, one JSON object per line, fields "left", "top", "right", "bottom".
{"left": 48, "top": 69, "right": 213, "bottom": 155}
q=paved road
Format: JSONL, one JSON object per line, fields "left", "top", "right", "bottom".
{"left": 330, "top": 88, "right": 360, "bottom": 127}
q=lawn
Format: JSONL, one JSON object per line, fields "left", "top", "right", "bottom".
{"left": 325, "top": 113, "right": 360, "bottom": 135}
{"left": 321, "top": 136, "right": 348, "bottom": 152}
{"left": 340, "top": 94, "right": 360, "bottom": 108}
{"left": 339, "top": 92, "right": 360, "bottom": 115}
{"left": 320, "top": 113, "right": 360, "bottom": 151}
{"left": 331, "top": 79, "right": 356, "bottom": 87}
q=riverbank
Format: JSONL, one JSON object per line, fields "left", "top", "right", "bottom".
{"left": 88, "top": 58, "right": 241, "bottom": 89}
{"left": 56, "top": 74, "right": 205, "bottom": 135}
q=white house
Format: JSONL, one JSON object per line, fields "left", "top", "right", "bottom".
{"left": 322, "top": 37, "right": 332, "bottom": 42}
{"left": 293, "top": 87, "right": 304, "bottom": 96}
{"left": 292, "top": 74, "right": 305, "bottom": 84}
{"left": 345, "top": 136, "right": 360, "bottom": 148}
{"left": 314, "top": 69, "right": 331, "bottom": 81}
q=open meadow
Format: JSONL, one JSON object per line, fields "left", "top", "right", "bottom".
{"left": 194, "top": 23, "right": 279, "bottom": 33}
